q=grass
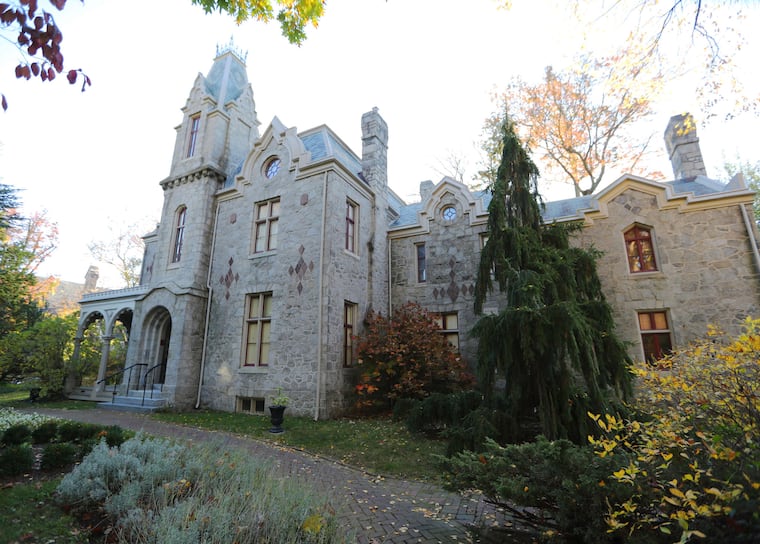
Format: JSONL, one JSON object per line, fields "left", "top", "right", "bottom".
{"left": 0, "top": 383, "right": 95, "bottom": 410}
{"left": 0, "top": 476, "right": 89, "bottom": 544}
{"left": 1, "top": 382, "right": 447, "bottom": 481}
{"left": 154, "top": 409, "right": 447, "bottom": 481}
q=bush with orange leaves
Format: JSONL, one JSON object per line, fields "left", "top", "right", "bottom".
{"left": 354, "top": 302, "right": 474, "bottom": 413}
{"left": 589, "top": 318, "right": 760, "bottom": 542}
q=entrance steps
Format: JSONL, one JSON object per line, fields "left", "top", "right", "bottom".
{"left": 97, "top": 386, "right": 167, "bottom": 413}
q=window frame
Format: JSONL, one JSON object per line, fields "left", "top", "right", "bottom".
{"left": 343, "top": 301, "right": 358, "bottom": 367}
{"left": 345, "top": 199, "right": 358, "bottom": 254}
{"left": 416, "top": 242, "right": 427, "bottom": 283}
{"left": 171, "top": 206, "right": 187, "bottom": 264}
{"left": 243, "top": 292, "right": 273, "bottom": 367}
{"left": 186, "top": 114, "right": 200, "bottom": 158}
{"left": 253, "top": 198, "right": 280, "bottom": 254}
{"left": 624, "top": 225, "right": 658, "bottom": 273}
{"left": 434, "top": 312, "right": 459, "bottom": 351}
{"left": 638, "top": 310, "right": 672, "bottom": 364}
{"left": 263, "top": 156, "right": 281, "bottom": 179}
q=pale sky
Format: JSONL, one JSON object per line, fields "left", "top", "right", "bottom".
{"left": 1, "top": 0, "right": 758, "bottom": 288}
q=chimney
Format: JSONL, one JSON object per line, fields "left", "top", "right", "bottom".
{"left": 420, "top": 180, "right": 434, "bottom": 202}
{"left": 361, "top": 107, "right": 389, "bottom": 190}
{"left": 664, "top": 113, "right": 707, "bottom": 180}
{"left": 84, "top": 266, "right": 99, "bottom": 293}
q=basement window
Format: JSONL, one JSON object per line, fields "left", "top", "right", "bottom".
{"left": 237, "top": 396, "right": 265, "bottom": 414}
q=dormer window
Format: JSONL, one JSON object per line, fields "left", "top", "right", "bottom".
{"left": 442, "top": 205, "right": 457, "bottom": 221}
{"left": 624, "top": 225, "right": 657, "bottom": 273}
{"left": 186, "top": 114, "right": 200, "bottom": 158}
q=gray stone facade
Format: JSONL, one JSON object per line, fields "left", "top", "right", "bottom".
{"left": 75, "top": 49, "right": 760, "bottom": 418}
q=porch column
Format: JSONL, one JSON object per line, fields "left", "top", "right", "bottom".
{"left": 93, "top": 335, "right": 113, "bottom": 394}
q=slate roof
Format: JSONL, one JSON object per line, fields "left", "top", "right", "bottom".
{"left": 389, "top": 175, "right": 737, "bottom": 229}
{"left": 300, "top": 127, "right": 364, "bottom": 177}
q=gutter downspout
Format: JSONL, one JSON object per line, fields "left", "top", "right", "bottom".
{"left": 387, "top": 232, "right": 392, "bottom": 316}
{"left": 195, "top": 200, "right": 222, "bottom": 409}
{"left": 740, "top": 202, "right": 760, "bottom": 275}
{"left": 314, "top": 172, "right": 329, "bottom": 420}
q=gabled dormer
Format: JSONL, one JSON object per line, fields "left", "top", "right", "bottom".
{"left": 169, "top": 39, "right": 261, "bottom": 180}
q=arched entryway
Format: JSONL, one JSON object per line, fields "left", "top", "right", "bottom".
{"left": 141, "top": 307, "right": 172, "bottom": 388}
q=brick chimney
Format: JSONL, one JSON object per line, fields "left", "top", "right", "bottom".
{"left": 361, "top": 107, "right": 388, "bottom": 191}
{"left": 664, "top": 113, "right": 707, "bottom": 180}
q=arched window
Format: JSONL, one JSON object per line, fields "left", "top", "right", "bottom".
{"left": 172, "top": 206, "right": 187, "bottom": 263}
{"left": 624, "top": 225, "right": 657, "bottom": 273}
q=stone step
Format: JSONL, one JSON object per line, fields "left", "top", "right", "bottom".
{"left": 97, "top": 390, "right": 167, "bottom": 413}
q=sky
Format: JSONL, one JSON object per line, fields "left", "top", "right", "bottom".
{"left": 1, "top": 0, "right": 758, "bottom": 288}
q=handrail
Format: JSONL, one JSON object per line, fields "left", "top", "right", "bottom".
{"left": 141, "top": 362, "right": 166, "bottom": 406}
{"left": 97, "top": 363, "right": 147, "bottom": 402}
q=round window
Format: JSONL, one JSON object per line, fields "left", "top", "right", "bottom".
{"left": 442, "top": 206, "right": 457, "bottom": 221}
{"left": 264, "top": 157, "right": 281, "bottom": 179}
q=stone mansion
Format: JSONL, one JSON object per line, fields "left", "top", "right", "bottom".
{"left": 73, "top": 46, "right": 760, "bottom": 418}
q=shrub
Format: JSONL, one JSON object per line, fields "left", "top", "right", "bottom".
{"left": 32, "top": 420, "right": 60, "bottom": 444}
{"left": 41, "top": 442, "right": 78, "bottom": 469}
{"left": 441, "top": 436, "right": 631, "bottom": 542}
{"left": 354, "top": 302, "right": 474, "bottom": 413}
{"left": 1, "top": 423, "right": 32, "bottom": 446}
{"left": 0, "top": 444, "right": 33, "bottom": 476}
{"left": 57, "top": 420, "right": 102, "bottom": 443}
{"left": 57, "top": 435, "right": 348, "bottom": 543}
{"left": 0, "top": 407, "right": 55, "bottom": 434}
{"left": 589, "top": 319, "right": 760, "bottom": 542}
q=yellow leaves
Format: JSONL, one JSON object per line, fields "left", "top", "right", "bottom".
{"left": 301, "top": 514, "right": 325, "bottom": 535}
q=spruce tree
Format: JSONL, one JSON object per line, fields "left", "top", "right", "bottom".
{"left": 473, "top": 118, "right": 631, "bottom": 442}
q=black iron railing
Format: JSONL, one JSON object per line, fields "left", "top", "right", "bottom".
{"left": 141, "top": 362, "right": 166, "bottom": 406}
{"left": 96, "top": 363, "right": 147, "bottom": 403}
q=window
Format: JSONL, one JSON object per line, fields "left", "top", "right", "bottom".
{"left": 416, "top": 243, "right": 427, "bottom": 283}
{"left": 264, "top": 157, "right": 281, "bottom": 179}
{"left": 244, "top": 293, "right": 273, "bottom": 366}
{"left": 345, "top": 200, "right": 358, "bottom": 253}
{"left": 171, "top": 206, "right": 187, "bottom": 263}
{"left": 186, "top": 114, "right": 200, "bottom": 158}
{"left": 237, "top": 396, "right": 265, "bottom": 414}
{"left": 344, "top": 302, "right": 358, "bottom": 367}
{"left": 253, "top": 199, "right": 280, "bottom": 253}
{"left": 638, "top": 311, "right": 672, "bottom": 364}
{"left": 480, "top": 233, "right": 494, "bottom": 278}
{"left": 625, "top": 225, "right": 657, "bottom": 273}
{"left": 434, "top": 312, "right": 459, "bottom": 350}
{"left": 442, "top": 205, "right": 457, "bottom": 221}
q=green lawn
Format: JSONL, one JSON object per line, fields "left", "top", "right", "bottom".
{"left": 1, "top": 383, "right": 446, "bottom": 482}
{"left": 0, "top": 383, "right": 95, "bottom": 410}
{"left": 154, "top": 410, "right": 446, "bottom": 481}
{"left": 0, "top": 476, "right": 89, "bottom": 543}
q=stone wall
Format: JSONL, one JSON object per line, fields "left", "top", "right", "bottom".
{"left": 576, "top": 187, "right": 760, "bottom": 362}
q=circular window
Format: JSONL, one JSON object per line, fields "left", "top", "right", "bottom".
{"left": 264, "top": 157, "right": 281, "bottom": 179}
{"left": 442, "top": 206, "right": 457, "bottom": 221}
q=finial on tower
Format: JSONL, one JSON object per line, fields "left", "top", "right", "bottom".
{"left": 216, "top": 36, "right": 248, "bottom": 63}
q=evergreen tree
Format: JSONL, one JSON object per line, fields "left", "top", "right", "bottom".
{"left": 473, "top": 117, "right": 632, "bottom": 442}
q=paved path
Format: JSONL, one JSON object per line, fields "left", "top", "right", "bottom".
{"left": 24, "top": 408, "right": 519, "bottom": 544}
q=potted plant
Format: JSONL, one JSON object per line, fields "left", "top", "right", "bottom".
{"left": 268, "top": 388, "right": 289, "bottom": 433}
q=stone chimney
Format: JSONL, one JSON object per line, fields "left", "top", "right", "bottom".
{"left": 84, "top": 266, "right": 99, "bottom": 293}
{"left": 420, "top": 180, "right": 434, "bottom": 202}
{"left": 664, "top": 113, "right": 707, "bottom": 180}
{"left": 361, "top": 107, "right": 389, "bottom": 191}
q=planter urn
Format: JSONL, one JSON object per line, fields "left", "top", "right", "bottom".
{"left": 269, "top": 405, "right": 286, "bottom": 433}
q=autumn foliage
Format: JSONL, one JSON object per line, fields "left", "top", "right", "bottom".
{"left": 589, "top": 318, "right": 760, "bottom": 541}
{"left": 0, "top": 0, "right": 90, "bottom": 110}
{"left": 354, "top": 302, "right": 474, "bottom": 412}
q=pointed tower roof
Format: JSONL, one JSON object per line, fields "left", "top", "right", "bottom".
{"left": 205, "top": 37, "right": 249, "bottom": 106}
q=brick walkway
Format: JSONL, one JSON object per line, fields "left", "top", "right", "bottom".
{"left": 25, "top": 408, "right": 527, "bottom": 544}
